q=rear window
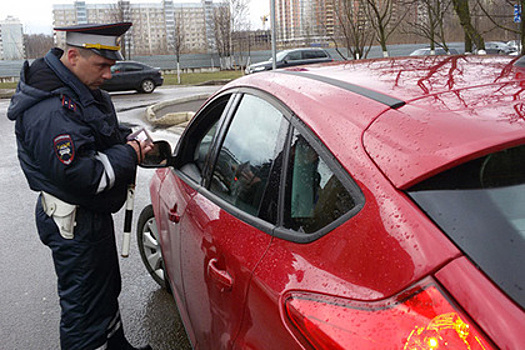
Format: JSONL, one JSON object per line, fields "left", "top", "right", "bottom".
{"left": 303, "top": 50, "right": 328, "bottom": 59}
{"left": 408, "top": 144, "right": 525, "bottom": 308}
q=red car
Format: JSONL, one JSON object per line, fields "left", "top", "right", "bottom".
{"left": 137, "top": 55, "right": 525, "bottom": 349}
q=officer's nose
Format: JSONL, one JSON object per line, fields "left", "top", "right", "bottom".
{"left": 102, "top": 67, "right": 112, "bottom": 80}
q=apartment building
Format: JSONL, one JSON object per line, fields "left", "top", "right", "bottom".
{"left": 275, "top": 0, "right": 335, "bottom": 47}
{"left": 0, "top": 16, "right": 25, "bottom": 60}
{"left": 52, "top": 0, "right": 223, "bottom": 56}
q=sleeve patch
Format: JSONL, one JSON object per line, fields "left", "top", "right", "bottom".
{"left": 54, "top": 134, "right": 75, "bottom": 165}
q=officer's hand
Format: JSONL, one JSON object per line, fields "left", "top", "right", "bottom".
{"left": 127, "top": 139, "right": 153, "bottom": 164}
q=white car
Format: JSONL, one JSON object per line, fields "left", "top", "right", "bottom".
{"left": 409, "top": 47, "right": 459, "bottom": 56}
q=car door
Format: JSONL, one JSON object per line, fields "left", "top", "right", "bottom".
{"left": 157, "top": 94, "right": 235, "bottom": 330}
{"left": 179, "top": 91, "right": 290, "bottom": 348}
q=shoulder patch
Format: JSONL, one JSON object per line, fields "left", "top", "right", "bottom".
{"left": 54, "top": 134, "right": 75, "bottom": 165}
{"left": 61, "top": 95, "right": 77, "bottom": 112}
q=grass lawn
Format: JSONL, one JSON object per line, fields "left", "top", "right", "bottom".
{"left": 0, "top": 70, "right": 245, "bottom": 90}
{"left": 166, "top": 70, "right": 244, "bottom": 85}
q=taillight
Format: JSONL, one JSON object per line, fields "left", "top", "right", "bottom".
{"left": 284, "top": 279, "right": 494, "bottom": 349}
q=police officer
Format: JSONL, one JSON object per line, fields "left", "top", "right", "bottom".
{"left": 7, "top": 23, "right": 153, "bottom": 350}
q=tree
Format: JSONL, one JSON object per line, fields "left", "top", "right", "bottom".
{"left": 213, "top": 3, "right": 232, "bottom": 69}
{"left": 475, "top": 0, "right": 525, "bottom": 55}
{"left": 331, "top": 0, "right": 375, "bottom": 59}
{"left": 403, "top": 0, "right": 454, "bottom": 53}
{"left": 213, "top": 0, "right": 250, "bottom": 70}
{"left": 109, "top": 0, "right": 132, "bottom": 59}
{"left": 173, "top": 9, "right": 186, "bottom": 83}
{"left": 362, "top": 0, "right": 410, "bottom": 57}
{"left": 451, "top": 0, "right": 484, "bottom": 52}
{"left": 24, "top": 34, "right": 53, "bottom": 59}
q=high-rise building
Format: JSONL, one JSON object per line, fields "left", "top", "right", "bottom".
{"left": 275, "top": 0, "right": 337, "bottom": 47}
{"left": 0, "top": 16, "right": 25, "bottom": 60}
{"left": 52, "top": 0, "right": 224, "bottom": 56}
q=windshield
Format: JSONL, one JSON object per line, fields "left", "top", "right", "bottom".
{"left": 408, "top": 144, "right": 525, "bottom": 308}
{"left": 275, "top": 51, "right": 289, "bottom": 62}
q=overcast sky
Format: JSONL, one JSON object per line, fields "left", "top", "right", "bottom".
{"left": 3, "top": 0, "right": 270, "bottom": 35}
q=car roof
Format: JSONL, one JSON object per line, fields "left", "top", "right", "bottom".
{"left": 226, "top": 55, "right": 525, "bottom": 188}
{"left": 282, "top": 47, "right": 327, "bottom": 53}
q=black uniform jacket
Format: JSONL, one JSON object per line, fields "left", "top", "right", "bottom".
{"left": 7, "top": 48, "right": 137, "bottom": 213}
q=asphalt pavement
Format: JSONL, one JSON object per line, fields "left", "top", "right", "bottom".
{"left": 0, "top": 86, "right": 220, "bottom": 349}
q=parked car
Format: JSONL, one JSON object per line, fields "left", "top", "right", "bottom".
{"left": 475, "top": 41, "right": 517, "bottom": 55}
{"left": 101, "top": 61, "right": 163, "bottom": 93}
{"left": 507, "top": 39, "right": 522, "bottom": 52}
{"left": 409, "top": 47, "right": 459, "bottom": 56}
{"left": 137, "top": 55, "right": 525, "bottom": 349}
{"left": 245, "top": 48, "right": 333, "bottom": 74}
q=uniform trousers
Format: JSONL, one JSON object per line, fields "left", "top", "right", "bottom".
{"left": 36, "top": 196, "right": 125, "bottom": 350}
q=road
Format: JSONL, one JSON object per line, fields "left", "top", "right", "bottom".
{"left": 0, "top": 85, "right": 219, "bottom": 349}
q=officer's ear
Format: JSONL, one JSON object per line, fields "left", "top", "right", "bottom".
{"left": 60, "top": 47, "right": 83, "bottom": 70}
{"left": 68, "top": 48, "right": 81, "bottom": 65}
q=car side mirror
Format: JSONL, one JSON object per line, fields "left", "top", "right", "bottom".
{"left": 140, "top": 140, "right": 173, "bottom": 168}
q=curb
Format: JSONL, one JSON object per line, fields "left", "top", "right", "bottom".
{"left": 0, "top": 89, "right": 15, "bottom": 99}
{"left": 145, "top": 93, "right": 211, "bottom": 127}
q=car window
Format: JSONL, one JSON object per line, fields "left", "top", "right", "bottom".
{"left": 177, "top": 94, "right": 233, "bottom": 183}
{"left": 195, "top": 121, "right": 218, "bottom": 173}
{"left": 283, "top": 129, "right": 357, "bottom": 234}
{"left": 110, "top": 64, "right": 122, "bottom": 73}
{"left": 304, "top": 50, "right": 327, "bottom": 59}
{"left": 408, "top": 144, "right": 525, "bottom": 308}
{"left": 209, "top": 94, "right": 288, "bottom": 220}
{"left": 123, "top": 64, "right": 144, "bottom": 72}
{"left": 286, "top": 51, "right": 302, "bottom": 61}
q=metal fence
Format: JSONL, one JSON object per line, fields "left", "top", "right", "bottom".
{"left": 0, "top": 44, "right": 466, "bottom": 80}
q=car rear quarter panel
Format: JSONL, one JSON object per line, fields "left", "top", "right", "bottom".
{"left": 435, "top": 257, "right": 525, "bottom": 349}
{"left": 235, "top": 166, "right": 461, "bottom": 348}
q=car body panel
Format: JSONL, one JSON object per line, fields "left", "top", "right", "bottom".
{"left": 235, "top": 175, "right": 461, "bottom": 348}
{"left": 280, "top": 56, "right": 520, "bottom": 104}
{"left": 144, "top": 55, "right": 524, "bottom": 349}
{"left": 156, "top": 170, "right": 198, "bottom": 345}
{"left": 233, "top": 56, "right": 525, "bottom": 190}
{"left": 158, "top": 170, "right": 196, "bottom": 302}
{"left": 435, "top": 257, "right": 525, "bottom": 350}
{"left": 179, "top": 191, "right": 272, "bottom": 349}
{"left": 364, "top": 104, "right": 525, "bottom": 189}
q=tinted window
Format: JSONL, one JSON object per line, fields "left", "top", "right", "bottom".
{"left": 123, "top": 63, "right": 144, "bottom": 72}
{"left": 283, "top": 129, "right": 356, "bottom": 233}
{"left": 210, "top": 94, "right": 288, "bottom": 220}
{"left": 408, "top": 144, "right": 525, "bottom": 308}
{"left": 303, "top": 50, "right": 327, "bottom": 59}
{"left": 286, "top": 51, "right": 302, "bottom": 61}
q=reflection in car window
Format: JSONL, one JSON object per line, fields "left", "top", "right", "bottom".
{"left": 210, "top": 94, "right": 288, "bottom": 220}
{"left": 178, "top": 94, "right": 232, "bottom": 183}
{"left": 283, "top": 129, "right": 356, "bottom": 234}
{"left": 195, "top": 121, "right": 218, "bottom": 173}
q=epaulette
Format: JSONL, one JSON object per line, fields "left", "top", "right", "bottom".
{"left": 61, "top": 95, "right": 77, "bottom": 112}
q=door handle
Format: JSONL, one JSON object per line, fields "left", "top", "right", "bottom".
{"left": 168, "top": 203, "right": 180, "bottom": 223}
{"left": 207, "top": 258, "right": 233, "bottom": 292}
